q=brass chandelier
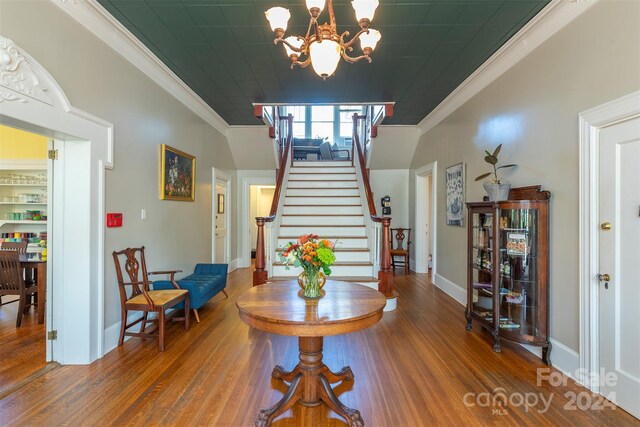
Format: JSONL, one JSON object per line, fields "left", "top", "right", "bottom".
{"left": 265, "top": 1, "right": 382, "bottom": 80}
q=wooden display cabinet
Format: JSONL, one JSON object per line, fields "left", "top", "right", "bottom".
{"left": 465, "top": 186, "right": 551, "bottom": 364}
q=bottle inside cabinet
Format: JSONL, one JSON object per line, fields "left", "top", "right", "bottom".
{"left": 465, "top": 186, "right": 551, "bottom": 364}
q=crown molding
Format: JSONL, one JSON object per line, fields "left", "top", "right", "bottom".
{"left": 51, "top": 0, "right": 229, "bottom": 135}
{"left": 417, "top": 0, "right": 598, "bottom": 136}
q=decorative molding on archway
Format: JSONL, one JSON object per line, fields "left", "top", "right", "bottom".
{"left": 0, "top": 36, "right": 54, "bottom": 105}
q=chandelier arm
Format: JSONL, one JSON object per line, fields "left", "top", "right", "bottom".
{"left": 275, "top": 37, "right": 305, "bottom": 53}
{"left": 291, "top": 56, "right": 312, "bottom": 69}
{"left": 328, "top": 0, "right": 337, "bottom": 32}
{"left": 341, "top": 28, "right": 370, "bottom": 49}
{"left": 305, "top": 16, "right": 315, "bottom": 41}
{"left": 341, "top": 50, "right": 372, "bottom": 64}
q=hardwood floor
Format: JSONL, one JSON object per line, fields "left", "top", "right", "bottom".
{"left": 0, "top": 268, "right": 637, "bottom": 426}
{"left": 0, "top": 295, "right": 47, "bottom": 399}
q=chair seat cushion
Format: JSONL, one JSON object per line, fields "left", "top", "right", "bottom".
{"left": 390, "top": 249, "right": 408, "bottom": 255}
{"left": 126, "top": 289, "right": 187, "bottom": 307}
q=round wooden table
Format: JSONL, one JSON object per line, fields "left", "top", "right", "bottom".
{"left": 237, "top": 280, "right": 386, "bottom": 427}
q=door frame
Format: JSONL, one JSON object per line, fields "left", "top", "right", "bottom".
{"left": 578, "top": 90, "right": 640, "bottom": 392}
{"left": 239, "top": 174, "right": 276, "bottom": 268}
{"left": 0, "top": 35, "right": 113, "bottom": 364}
{"left": 414, "top": 162, "right": 438, "bottom": 277}
{"left": 212, "top": 168, "right": 231, "bottom": 267}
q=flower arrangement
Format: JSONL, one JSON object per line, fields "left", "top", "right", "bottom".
{"left": 278, "top": 234, "right": 337, "bottom": 298}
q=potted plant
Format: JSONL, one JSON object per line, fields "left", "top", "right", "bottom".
{"left": 475, "top": 144, "right": 517, "bottom": 201}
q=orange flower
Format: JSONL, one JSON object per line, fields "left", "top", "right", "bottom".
{"left": 298, "top": 235, "right": 309, "bottom": 244}
{"left": 304, "top": 255, "right": 313, "bottom": 261}
{"left": 322, "top": 239, "right": 331, "bottom": 248}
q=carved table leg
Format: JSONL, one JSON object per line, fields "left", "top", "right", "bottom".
{"left": 321, "top": 365, "right": 354, "bottom": 384}
{"left": 272, "top": 365, "right": 302, "bottom": 382}
{"left": 257, "top": 336, "right": 364, "bottom": 426}
{"left": 256, "top": 373, "right": 303, "bottom": 427}
{"left": 318, "top": 374, "right": 364, "bottom": 427}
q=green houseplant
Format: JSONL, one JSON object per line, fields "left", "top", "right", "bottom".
{"left": 475, "top": 144, "right": 517, "bottom": 201}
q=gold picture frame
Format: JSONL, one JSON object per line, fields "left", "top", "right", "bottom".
{"left": 160, "top": 144, "right": 196, "bottom": 201}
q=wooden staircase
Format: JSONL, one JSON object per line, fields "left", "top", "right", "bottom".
{"left": 253, "top": 109, "right": 396, "bottom": 310}
{"left": 270, "top": 160, "right": 379, "bottom": 288}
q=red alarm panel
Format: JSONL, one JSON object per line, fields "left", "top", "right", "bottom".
{"left": 106, "top": 213, "right": 123, "bottom": 228}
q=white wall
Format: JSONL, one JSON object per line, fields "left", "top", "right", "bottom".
{"left": 0, "top": 1, "right": 237, "bottom": 330}
{"left": 410, "top": 0, "right": 640, "bottom": 356}
{"left": 226, "top": 126, "right": 277, "bottom": 170}
{"left": 369, "top": 169, "right": 409, "bottom": 229}
{"left": 368, "top": 126, "right": 419, "bottom": 169}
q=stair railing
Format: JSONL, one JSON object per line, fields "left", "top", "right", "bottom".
{"left": 352, "top": 114, "right": 394, "bottom": 298}
{"left": 254, "top": 114, "right": 294, "bottom": 286}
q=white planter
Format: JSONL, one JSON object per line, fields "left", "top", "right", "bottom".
{"left": 483, "top": 181, "right": 511, "bottom": 201}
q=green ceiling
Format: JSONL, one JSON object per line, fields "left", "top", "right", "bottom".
{"left": 97, "top": 0, "right": 550, "bottom": 125}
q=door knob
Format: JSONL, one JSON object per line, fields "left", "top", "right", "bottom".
{"left": 597, "top": 273, "right": 611, "bottom": 289}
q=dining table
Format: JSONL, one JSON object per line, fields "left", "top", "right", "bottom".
{"left": 236, "top": 280, "right": 386, "bottom": 426}
{"left": 19, "top": 254, "right": 47, "bottom": 324}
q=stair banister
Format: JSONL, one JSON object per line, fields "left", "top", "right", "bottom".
{"left": 253, "top": 114, "right": 294, "bottom": 286}
{"left": 351, "top": 114, "right": 395, "bottom": 298}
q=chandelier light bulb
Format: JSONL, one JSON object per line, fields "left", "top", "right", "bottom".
{"left": 283, "top": 36, "right": 304, "bottom": 58}
{"left": 351, "top": 0, "right": 379, "bottom": 26}
{"left": 306, "top": 0, "right": 326, "bottom": 15}
{"left": 309, "top": 40, "right": 341, "bottom": 79}
{"left": 360, "top": 29, "right": 381, "bottom": 53}
{"left": 265, "top": 7, "right": 291, "bottom": 35}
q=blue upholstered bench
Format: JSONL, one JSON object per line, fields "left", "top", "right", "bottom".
{"left": 153, "top": 263, "right": 228, "bottom": 322}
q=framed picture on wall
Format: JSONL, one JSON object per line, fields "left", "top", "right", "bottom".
{"left": 217, "top": 193, "right": 225, "bottom": 214}
{"left": 160, "top": 144, "right": 196, "bottom": 201}
{"left": 446, "top": 162, "right": 465, "bottom": 226}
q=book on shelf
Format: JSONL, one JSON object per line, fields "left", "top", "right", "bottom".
{"left": 499, "top": 320, "right": 520, "bottom": 329}
{"left": 505, "top": 292, "right": 523, "bottom": 304}
{"left": 472, "top": 282, "right": 492, "bottom": 289}
{"left": 506, "top": 232, "right": 528, "bottom": 256}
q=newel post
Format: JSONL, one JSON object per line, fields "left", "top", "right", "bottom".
{"left": 253, "top": 217, "right": 268, "bottom": 286}
{"left": 378, "top": 217, "right": 394, "bottom": 297}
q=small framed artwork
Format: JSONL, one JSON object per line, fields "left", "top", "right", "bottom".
{"left": 160, "top": 144, "right": 196, "bottom": 201}
{"left": 217, "top": 193, "right": 225, "bottom": 214}
{"left": 446, "top": 162, "right": 465, "bottom": 226}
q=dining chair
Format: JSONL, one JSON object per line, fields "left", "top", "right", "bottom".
{"left": 1, "top": 241, "right": 29, "bottom": 254}
{"left": 0, "top": 241, "right": 33, "bottom": 305}
{"left": 112, "top": 246, "right": 190, "bottom": 351}
{"left": 0, "top": 250, "right": 38, "bottom": 327}
{"left": 390, "top": 228, "right": 412, "bottom": 274}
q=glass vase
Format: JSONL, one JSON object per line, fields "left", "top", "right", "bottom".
{"left": 297, "top": 269, "right": 326, "bottom": 299}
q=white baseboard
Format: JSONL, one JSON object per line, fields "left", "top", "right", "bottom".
{"left": 433, "top": 273, "right": 467, "bottom": 306}
{"left": 237, "top": 257, "right": 251, "bottom": 269}
{"left": 432, "top": 273, "right": 580, "bottom": 379}
{"left": 228, "top": 258, "right": 238, "bottom": 272}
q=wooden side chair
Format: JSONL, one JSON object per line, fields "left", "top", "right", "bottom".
{"left": 112, "top": 246, "right": 190, "bottom": 351}
{"left": 0, "top": 250, "right": 38, "bottom": 327}
{"left": 390, "top": 228, "right": 412, "bottom": 274}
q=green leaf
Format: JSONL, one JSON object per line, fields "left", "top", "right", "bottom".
{"left": 475, "top": 172, "right": 492, "bottom": 181}
{"left": 485, "top": 155, "right": 498, "bottom": 165}
{"left": 492, "top": 144, "right": 502, "bottom": 158}
{"left": 323, "top": 265, "right": 331, "bottom": 276}
{"left": 496, "top": 164, "right": 517, "bottom": 170}
{"left": 293, "top": 260, "right": 301, "bottom": 268}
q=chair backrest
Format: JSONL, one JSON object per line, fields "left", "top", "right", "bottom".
{"left": 112, "top": 247, "right": 150, "bottom": 304}
{"left": 390, "top": 228, "right": 412, "bottom": 251}
{"left": 0, "top": 250, "right": 24, "bottom": 295}
{"left": 1, "top": 241, "right": 29, "bottom": 255}
{"left": 319, "top": 141, "right": 332, "bottom": 160}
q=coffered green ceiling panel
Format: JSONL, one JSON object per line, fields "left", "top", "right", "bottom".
{"left": 97, "top": 0, "right": 550, "bottom": 125}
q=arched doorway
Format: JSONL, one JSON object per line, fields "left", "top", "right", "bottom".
{"left": 0, "top": 35, "right": 113, "bottom": 364}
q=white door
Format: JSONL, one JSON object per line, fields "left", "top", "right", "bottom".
{"left": 598, "top": 115, "right": 640, "bottom": 418}
{"left": 215, "top": 180, "right": 227, "bottom": 263}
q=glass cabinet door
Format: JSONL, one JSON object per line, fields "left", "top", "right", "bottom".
{"left": 498, "top": 208, "right": 539, "bottom": 336}
{"left": 470, "top": 211, "right": 494, "bottom": 323}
